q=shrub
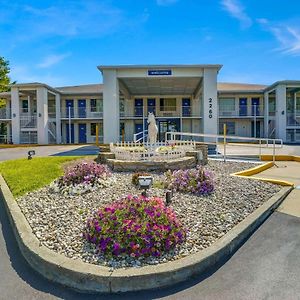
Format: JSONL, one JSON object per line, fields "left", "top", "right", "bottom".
{"left": 83, "top": 195, "right": 186, "bottom": 257}
{"left": 131, "top": 172, "right": 151, "bottom": 186}
{"left": 165, "top": 166, "right": 214, "bottom": 195}
{"left": 51, "top": 160, "right": 112, "bottom": 195}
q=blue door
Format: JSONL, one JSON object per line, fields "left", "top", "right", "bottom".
{"left": 147, "top": 99, "right": 156, "bottom": 114}
{"left": 251, "top": 98, "right": 260, "bottom": 116}
{"left": 239, "top": 98, "right": 247, "bottom": 116}
{"left": 135, "top": 123, "right": 143, "bottom": 133}
{"left": 78, "top": 123, "right": 87, "bottom": 143}
{"left": 182, "top": 98, "right": 191, "bottom": 116}
{"left": 66, "top": 124, "right": 74, "bottom": 143}
{"left": 78, "top": 99, "right": 86, "bottom": 118}
{"left": 66, "top": 100, "right": 74, "bottom": 118}
{"left": 135, "top": 99, "right": 143, "bottom": 117}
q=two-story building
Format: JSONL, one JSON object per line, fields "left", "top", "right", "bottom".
{"left": 0, "top": 64, "right": 299, "bottom": 144}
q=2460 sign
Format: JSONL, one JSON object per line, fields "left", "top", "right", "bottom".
{"left": 208, "top": 98, "right": 213, "bottom": 118}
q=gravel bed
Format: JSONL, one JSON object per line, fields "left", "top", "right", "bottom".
{"left": 18, "top": 160, "right": 281, "bottom": 269}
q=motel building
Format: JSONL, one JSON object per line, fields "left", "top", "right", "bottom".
{"left": 0, "top": 64, "right": 300, "bottom": 145}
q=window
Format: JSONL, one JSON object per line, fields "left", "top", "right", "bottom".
{"left": 219, "top": 121, "right": 235, "bottom": 135}
{"left": 160, "top": 98, "right": 176, "bottom": 111}
{"left": 268, "top": 96, "right": 276, "bottom": 115}
{"left": 90, "top": 123, "right": 103, "bottom": 136}
{"left": 22, "top": 100, "right": 28, "bottom": 112}
{"left": 90, "top": 99, "right": 103, "bottom": 112}
{"left": 219, "top": 98, "right": 235, "bottom": 111}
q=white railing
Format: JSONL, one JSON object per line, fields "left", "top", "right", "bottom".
{"left": 0, "top": 134, "right": 12, "bottom": 144}
{"left": 61, "top": 107, "right": 103, "bottom": 119}
{"left": 48, "top": 122, "right": 56, "bottom": 144}
{"left": 20, "top": 115, "right": 37, "bottom": 128}
{"left": 110, "top": 141, "right": 195, "bottom": 161}
{"left": 20, "top": 131, "right": 37, "bottom": 144}
{"left": 165, "top": 131, "right": 283, "bottom": 163}
{"left": 286, "top": 113, "right": 300, "bottom": 126}
{"left": 133, "top": 130, "right": 148, "bottom": 143}
{"left": 219, "top": 104, "right": 264, "bottom": 117}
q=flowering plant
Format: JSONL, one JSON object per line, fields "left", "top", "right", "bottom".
{"left": 51, "top": 160, "right": 112, "bottom": 195}
{"left": 83, "top": 195, "right": 186, "bottom": 257}
{"left": 165, "top": 166, "right": 214, "bottom": 195}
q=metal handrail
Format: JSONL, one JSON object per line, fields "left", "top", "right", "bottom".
{"left": 165, "top": 131, "right": 283, "bottom": 163}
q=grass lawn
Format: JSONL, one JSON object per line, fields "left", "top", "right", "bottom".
{"left": 0, "top": 156, "right": 83, "bottom": 198}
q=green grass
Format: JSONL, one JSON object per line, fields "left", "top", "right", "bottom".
{"left": 0, "top": 156, "right": 83, "bottom": 198}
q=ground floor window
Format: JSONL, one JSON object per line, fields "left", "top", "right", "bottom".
{"left": 90, "top": 123, "right": 103, "bottom": 136}
{"left": 219, "top": 121, "right": 235, "bottom": 135}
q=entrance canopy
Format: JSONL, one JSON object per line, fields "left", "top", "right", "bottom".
{"left": 98, "top": 64, "right": 222, "bottom": 98}
{"left": 118, "top": 77, "right": 202, "bottom": 96}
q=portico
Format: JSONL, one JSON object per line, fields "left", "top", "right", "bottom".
{"left": 98, "top": 65, "right": 221, "bottom": 143}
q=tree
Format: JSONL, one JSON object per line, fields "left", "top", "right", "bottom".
{"left": 0, "top": 56, "right": 14, "bottom": 141}
{"left": 0, "top": 56, "right": 11, "bottom": 92}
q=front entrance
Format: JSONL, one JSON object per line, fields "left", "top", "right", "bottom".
{"left": 78, "top": 123, "right": 87, "bottom": 143}
{"left": 158, "top": 119, "right": 180, "bottom": 141}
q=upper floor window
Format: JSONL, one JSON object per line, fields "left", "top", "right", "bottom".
{"left": 22, "top": 99, "right": 29, "bottom": 113}
{"left": 219, "top": 98, "right": 235, "bottom": 111}
{"left": 160, "top": 98, "right": 176, "bottom": 111}
{"left": 90, "top": 99, "right": 103, "bottom": 112}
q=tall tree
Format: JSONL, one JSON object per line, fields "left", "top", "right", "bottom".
{"left": 0, "top": 56, "right": 11, "bottom": 93}
{"left": 0, "top": 56, "right": 14, "bottom": 108}
{"left": 0, "top": 56, "right": 14, "bottom": 140}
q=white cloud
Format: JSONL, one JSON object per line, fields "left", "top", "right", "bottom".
{"left": 37, "top": 53, "right": 71, "bottom": 68}
{"left": 221, "top": 0, "right": 252, "bottom": 28}
{"left": 10, "top": 65, "right": 71, "bottom": 86}
{"left": 156, "top": 0, "right": 178, "bottom": 6}
{"left": 258, "top": 18, "right": 300, "bottom": 55}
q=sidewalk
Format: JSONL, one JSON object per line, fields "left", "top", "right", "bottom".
{"left": 252, "top": 160, "right": 300, "bottom": 218}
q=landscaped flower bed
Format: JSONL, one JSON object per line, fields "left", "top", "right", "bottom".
{"left": 50, "top": 160, "right": 112, "bottom": 195}
{"left": 165, "top": 166, "right": 214, "bottom": 195}
{"left": 83, "top": 195, "right": 186, "bottom": 258}
{"left": 17, "top": 160, "right": 282, "bottom": 269}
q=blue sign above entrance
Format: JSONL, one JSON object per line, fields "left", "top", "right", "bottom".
{"left": 148, "top": 70, "right": 172, "bottom": 76}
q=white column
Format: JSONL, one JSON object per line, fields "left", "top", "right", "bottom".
{"left": 103, "top": 69, "right": 120, "bottom": 143}
{"left": 202, "top": 68, "right": 218, "bottom": 139}
{"left": 55, "top": 93, "right": 61, "bottom": 144}
{"left": 7, "top": 122, "right": 11, "bottom": 143}
{"left": 264, "top": 92, "right": 269, "bottom": 138}
{"left": 11, "top": 87, "right": 20, "bottom": 144}
{"left": 37, "top": 87, "right": 49, "bottom": 144}
{"left": 275, "top": 85, "right": 286, "bottom": 141}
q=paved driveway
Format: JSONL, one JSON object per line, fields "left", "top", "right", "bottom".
{"left": 0, "top": 145, "right": 99, "bottom": 161}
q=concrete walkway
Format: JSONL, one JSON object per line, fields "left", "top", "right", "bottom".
{"left": 0, "top": 156, "right": 300, "bottom": 299}
{"left": 253, "top": 160, "right": 300, "bottom": 218}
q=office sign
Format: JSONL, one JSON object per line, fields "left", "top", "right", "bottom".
{"left": 148, "top": 70, "right": 172, "bottom": 76}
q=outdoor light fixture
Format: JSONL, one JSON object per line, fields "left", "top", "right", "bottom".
{"left": 165, "top": 190, "right": 173, "bottom": 206}
{"left": 28, "top": 150, "right": 35, "bottom": 160}
{"left": 138, "top": 175, "right": 153, "bottom": 197}
{"left": 38, "top": 113, "right": 42, "bottom": 117}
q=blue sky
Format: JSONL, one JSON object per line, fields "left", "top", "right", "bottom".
{"left": 1, "top": 0, "right": 300, "bottom": 87}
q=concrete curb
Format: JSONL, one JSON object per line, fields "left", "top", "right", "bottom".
{"left": 0, "top": 175, "right": 293, "bottom": 293}
{"left": 231, "top": 162, "right": 294, "bottom": 187}
{"left": 261, "top": 155, "right": 300, "bottom": 162}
